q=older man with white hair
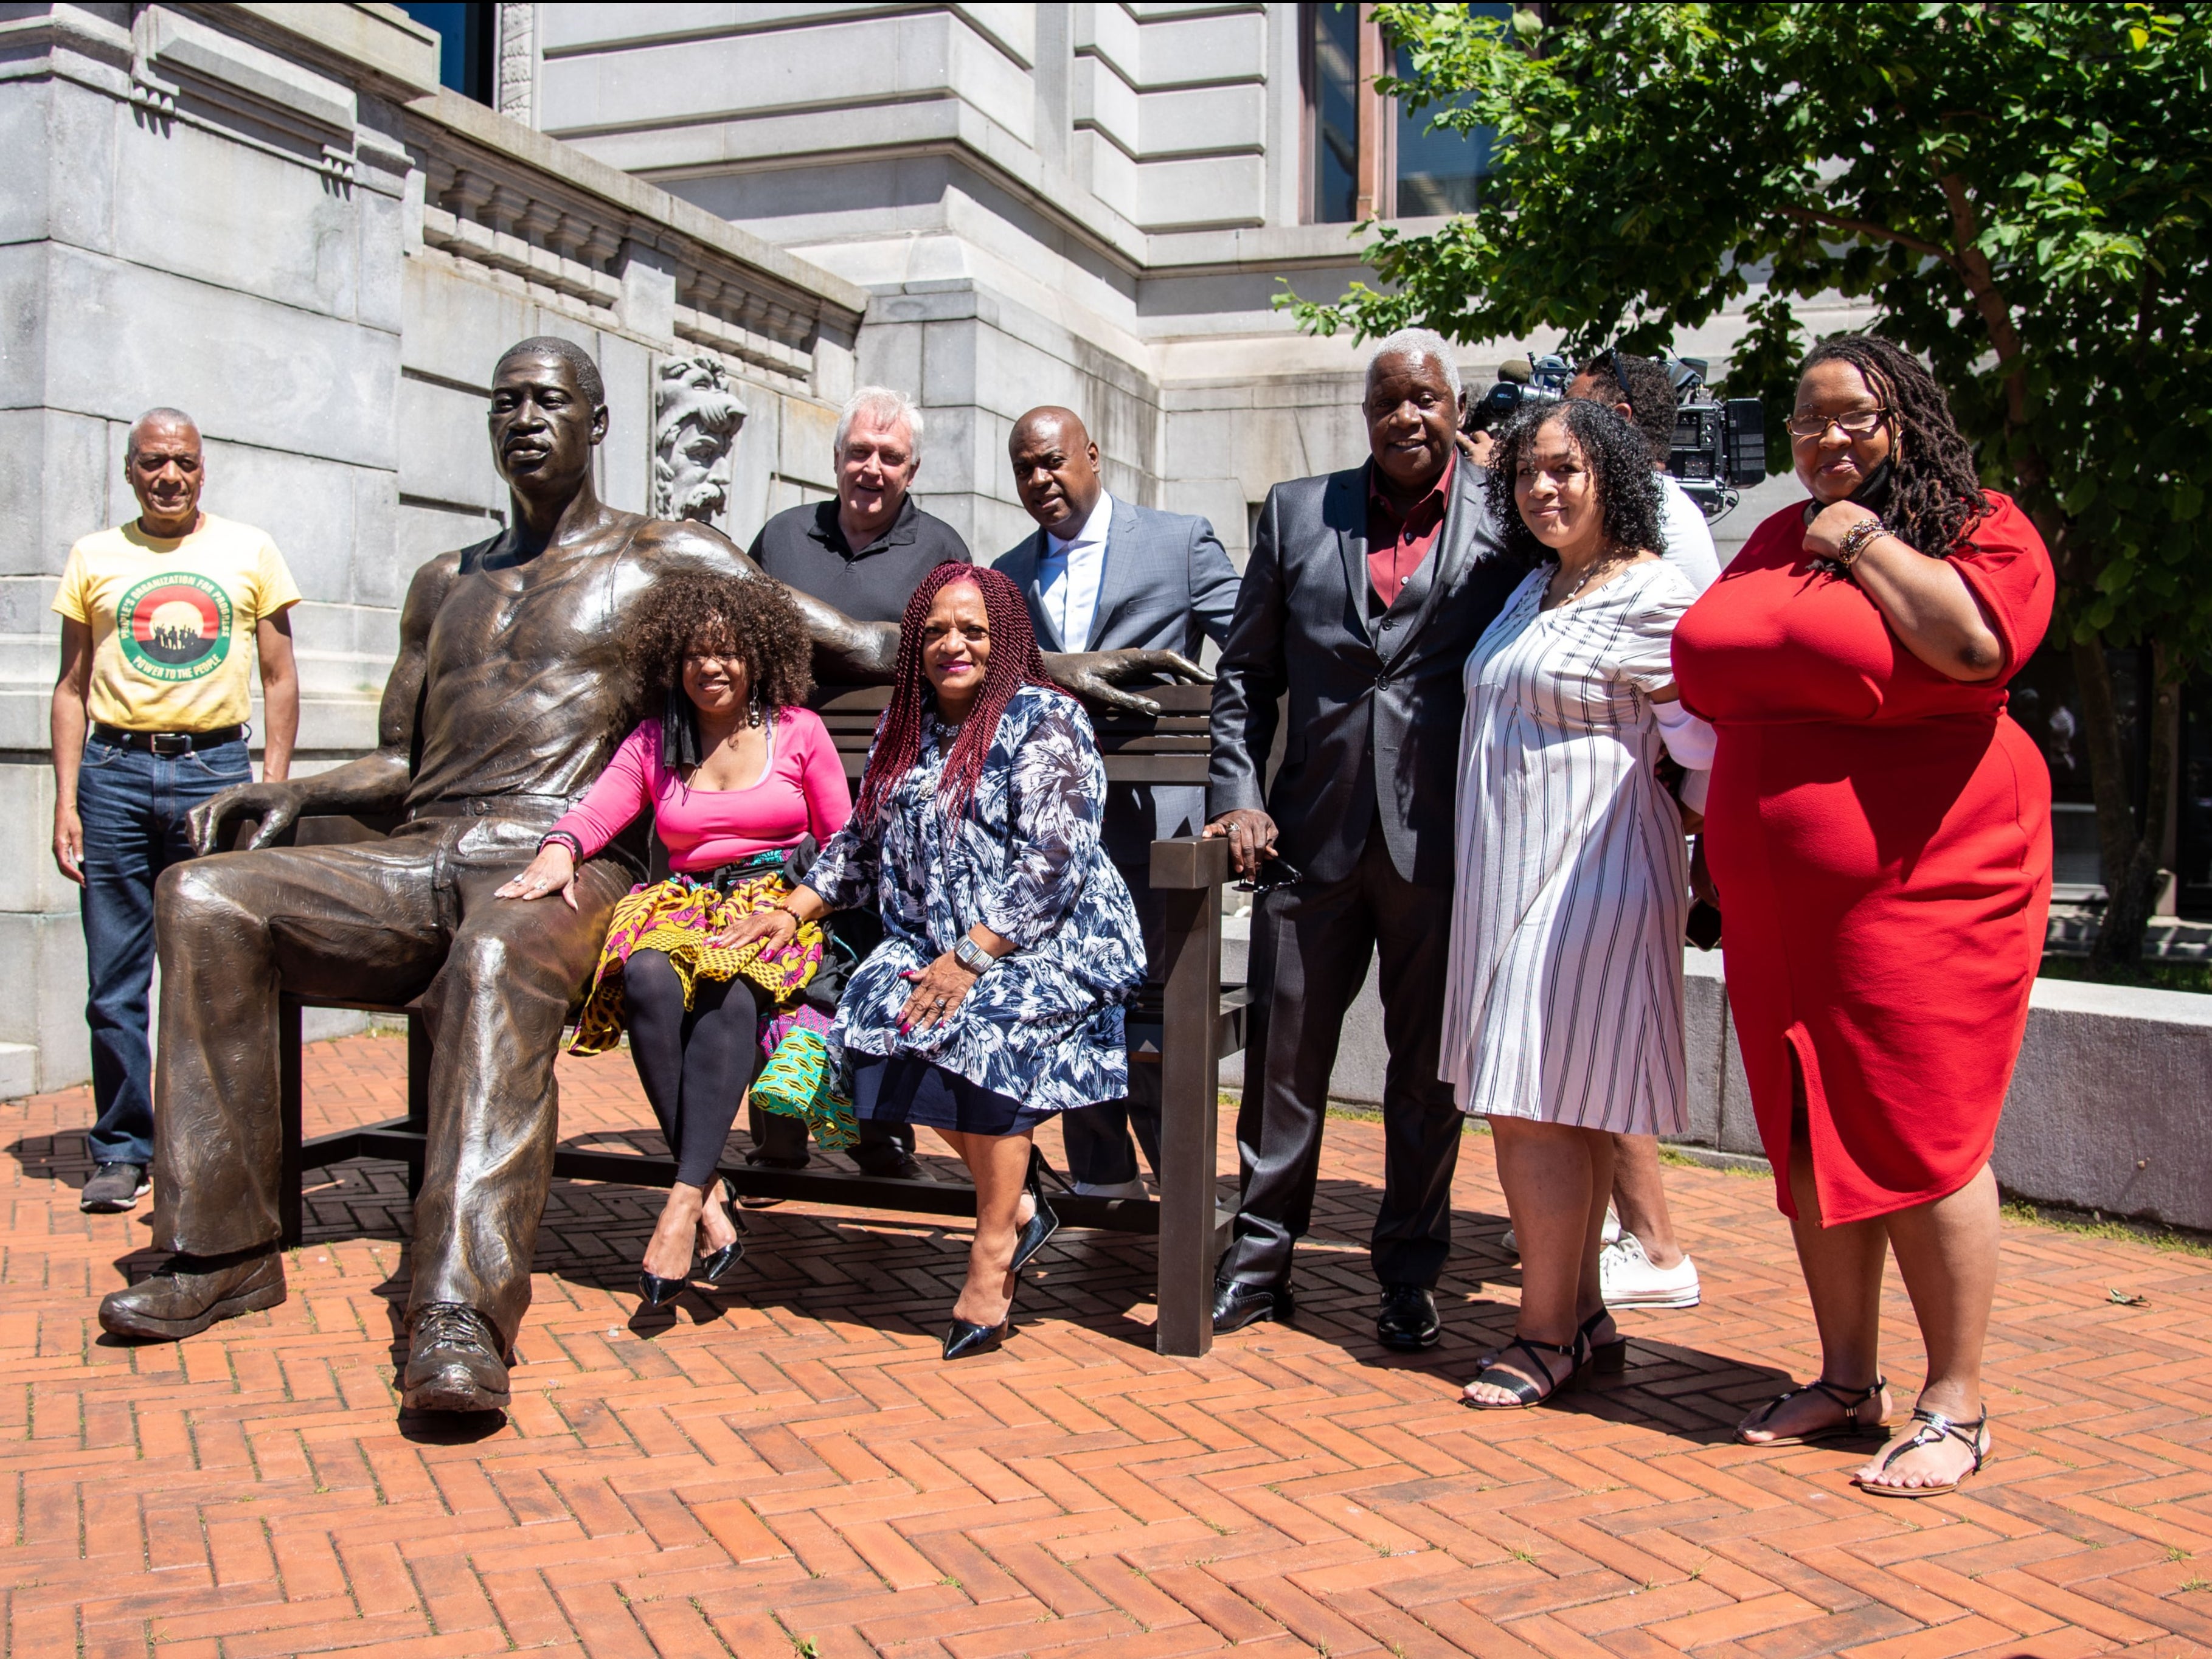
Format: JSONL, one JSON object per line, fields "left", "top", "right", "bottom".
{"left": 747, "top": 386, "right": 971, "bottom": 626}
{"left": 1202, "top": 328, "right": 1523, "bottom": 1347}
{"left": 744, "top": 386, "right": 969, "bottom": 1182}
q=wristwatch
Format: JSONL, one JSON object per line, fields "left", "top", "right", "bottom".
{"left": 952, "top": 937, "right": 997, "bottom": 975}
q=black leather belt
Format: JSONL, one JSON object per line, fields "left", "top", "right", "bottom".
{"left": 91, "top": 722, "right": 243, "bottom": 755}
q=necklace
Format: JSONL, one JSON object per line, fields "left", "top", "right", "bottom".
{"left": 1553, "top": 552, "right": 1621, "bottom": 607}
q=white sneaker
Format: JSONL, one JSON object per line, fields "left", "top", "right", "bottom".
{"left": 1600, "top": 1232, "right": 1701, "bottom": 1308}
{"left": 1501, "top": 1207, "right": 1620, "bottom": 1258}
{"left": 1071, "top": 1178, "right": 1149, "bottom": 1200}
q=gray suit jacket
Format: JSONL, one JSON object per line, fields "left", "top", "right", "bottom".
{"left": 1000, "top": 498, "right": 1238, "bottom": 862}
{"left": 1208, "top": 459, "right": 1521, "bottom": 888}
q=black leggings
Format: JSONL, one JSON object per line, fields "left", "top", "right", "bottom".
{"left": 623, "top": 949, "right": 766, "bottom": 1190}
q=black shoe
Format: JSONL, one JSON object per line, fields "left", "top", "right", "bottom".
{"left": 1008, "top": 1148, "right": 1060, "bottom": 1273}
{"left": 1210, "top": 1278, "right": 1292, "bottom": 1333}
{"left": 738, "top": 1146, "right": 806, "bottom": 1207}
{"left": 401, "top": 1303, "right": 510, "bottom": 1412}
{"left": 639, "top": 1270, "right": 688, "bottom": 1307}
{"left": 1376, "top": 1284, "right": 1441, "bottom": 1351}
{"left": 80, "top": 1161, "right": 150, "bottom": 1213}
{"left": 695, "top": 1179, "right": 746, "bottom": 1286}
{"left": 98, "top": 1245, "right": 284, "bottom": 1340}
{"left": 851, "top": 1145, "right": 929, "bottom": 1181}
{"left": 943, "top": 1317, "right": 1012, "bottom": 1360}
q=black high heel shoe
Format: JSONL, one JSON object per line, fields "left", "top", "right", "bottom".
{"left": 639, "top": 1269, "right": 687, "bottom": 1308}
{"left": 943, "top": 1316, "right": 1013, "bottom": 1360}
{"left": 694, "top": 1178, "right": 747, "bottom": 1287}
{"left": 1008, "top": 1148, "right": 1060, "bottom": 1274}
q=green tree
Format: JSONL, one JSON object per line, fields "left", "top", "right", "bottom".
{"left": 1286, "top": 2, "right": 2210, "bottom": 961}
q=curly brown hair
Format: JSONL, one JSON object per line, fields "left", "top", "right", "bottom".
{"left": 623, "top": 571, "right": 814, "bottom": 731}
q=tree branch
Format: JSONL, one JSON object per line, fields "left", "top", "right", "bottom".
{"left": 1772, "top": 203, "right": 1956, "bottom": 262}
{"left": 1935, "top": 172, "right": 2031, "bottom": 441}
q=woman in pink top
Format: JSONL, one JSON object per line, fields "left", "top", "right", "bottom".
{"left": 498, "top": 574, "right": 852, "bottom": 1304}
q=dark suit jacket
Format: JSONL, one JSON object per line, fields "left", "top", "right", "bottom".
{"left": 995, "top": 497, "right": 1239, "bottom": 658}
{"left": 1000, "top": 499, "right": 1238, "bottom": 861}
{"left": 1207, "top": 459, "right": 1521, "bottom": 888}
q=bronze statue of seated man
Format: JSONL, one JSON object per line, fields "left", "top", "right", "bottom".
{"left": 98, "top": 337, "right": 1199, "bottom": 1411}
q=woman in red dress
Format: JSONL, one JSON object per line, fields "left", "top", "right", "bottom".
{"left": 1671, "top": 336, "right": 2052, "bottom": 1497}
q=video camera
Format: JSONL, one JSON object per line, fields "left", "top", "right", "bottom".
{"left": 1465, "top": 350, "right": 1766, "bottom": 521}
{"left": 1662, "top": 356, "right": 1765, "bottom": 522}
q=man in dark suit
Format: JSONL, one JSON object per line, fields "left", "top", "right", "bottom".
{"left": 997, "top": 406, "right": 1240, "bottom": 1195}
{"left": 1204, "top": 330, "right": 1523, "bottom": 1348}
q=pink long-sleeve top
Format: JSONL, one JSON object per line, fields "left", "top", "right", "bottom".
{"left": 549, "top": 709, "right": 853, "bottom": 872}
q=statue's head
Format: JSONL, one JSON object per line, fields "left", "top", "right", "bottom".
{"left": 488, "top": 336, "right": 608, "bottom": 500}
{"left": 653, "top": 357, "right": 747, "bottom": 524}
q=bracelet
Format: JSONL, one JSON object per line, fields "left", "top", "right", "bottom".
{"left": 1833, "top": 518, "right": 1885, "bottom": 570}
{"left": 538, "top": 831, "right": 583, "bottom": 861}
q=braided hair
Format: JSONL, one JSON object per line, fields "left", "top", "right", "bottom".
{"left": 1800, "top": 334, "right": 1988, "bottom": 556}
{"left": 855, "top": 561, "right": 1061, "bottom": 826}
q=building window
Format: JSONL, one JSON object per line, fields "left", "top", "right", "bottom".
{"left": 1303, "top": 4, "right": 1505, "bottom": 223}
{"left": 397, "top": 2, "right": 496, "bottom": 104}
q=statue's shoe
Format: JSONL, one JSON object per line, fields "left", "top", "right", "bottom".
{"left": 99, "top": 1247, "right": 285, "bottom": 1340}
{"left": 401, "top": 1303, "right": 511, "bottom": 1413}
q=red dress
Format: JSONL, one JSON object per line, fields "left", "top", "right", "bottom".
{"left": 1671, "top": 493, "right": 2053, "bottom": 1225}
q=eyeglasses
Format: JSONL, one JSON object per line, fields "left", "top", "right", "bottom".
{"left": 1608, "top": 347, "right": 1636, "bottom": 421}
{"left": 1786, "top": 407, "right": 1890, "bottom": 440}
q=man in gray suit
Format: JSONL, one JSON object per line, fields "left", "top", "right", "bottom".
{"left": 1204, "top": 330, "right": 1525, "bottom": 1347}
{"left": 998, "top": 406, "right": 1239, "bottom": 1196}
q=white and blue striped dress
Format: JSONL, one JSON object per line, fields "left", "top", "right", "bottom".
{"left": 1439, "top": 558, "right": 1697, "bottom": 1133}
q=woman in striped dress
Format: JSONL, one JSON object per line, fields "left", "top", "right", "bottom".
{"left": 1443, "top": 400, "right": 1714, "bottom": 1410}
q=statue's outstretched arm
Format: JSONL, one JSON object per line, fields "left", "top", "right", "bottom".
{"left": 187, "top": 555, "right": 450, "bottom": 854}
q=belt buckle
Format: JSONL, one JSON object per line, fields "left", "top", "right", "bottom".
{"left": 149, "top": 732, "right": 190, "bottom": 757}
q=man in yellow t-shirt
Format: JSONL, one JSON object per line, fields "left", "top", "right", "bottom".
{"left": 50, "top": 407, "right": 302, "bottom": 1214}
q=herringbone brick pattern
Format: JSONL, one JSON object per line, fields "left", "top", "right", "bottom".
{"left": 2, "top": 1031, "right": 2207, "bottom": 1657}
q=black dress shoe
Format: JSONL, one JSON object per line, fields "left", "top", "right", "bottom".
{"left": 693, "top": 1179, "right": 747, "bottom": 1286}
{"left": 1210, "top": 1278, "right": 1292, "bottom": 1333}
{"left": 1376, "top": 1284, "right": 1441, "bottom": 1351}
{"left": 1008, "top": 1147, "right": 1061, "bottom": 1273}
{"left": 401, "top": 1303, "right": 510, "bottom": 1412}
{"left": 942, "top": 1317, "right": 1012, "bottom": 1360}
{"left": 639, "top": 1270, "right": 687, "bottom": 1307}
{"left": 99, "top": 1246, "right": 285, "bottom": 1340}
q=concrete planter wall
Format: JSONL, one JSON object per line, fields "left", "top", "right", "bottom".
{"left": 1226, "top": 927, "right": 2212, "bottom": 1232}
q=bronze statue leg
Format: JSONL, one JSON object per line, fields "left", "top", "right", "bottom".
{"left": 403, "top": 838, "right": 629, "bottom": 1347}
{"left": 151, "top": 835, "right": 456, "bottom": 1257}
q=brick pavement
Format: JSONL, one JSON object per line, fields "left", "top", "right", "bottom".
{"left": 3, "top": 1030, "right": 2208, "bottom": 1658}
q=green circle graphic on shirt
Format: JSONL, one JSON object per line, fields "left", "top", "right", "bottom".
{"left": 116, "top": 572, "right": 234, "bottom": 683}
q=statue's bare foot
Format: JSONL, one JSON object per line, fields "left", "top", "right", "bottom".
{"left": 402, "top": 1303, "right": 510, "bottom": 1413}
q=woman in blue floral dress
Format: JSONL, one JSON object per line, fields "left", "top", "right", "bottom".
{"left": 724, "top": 563, "right": 1146, "bottom": 1358}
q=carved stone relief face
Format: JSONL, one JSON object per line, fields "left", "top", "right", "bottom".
{"left": 653, "top": 356, "right": 747, "bottom": 524}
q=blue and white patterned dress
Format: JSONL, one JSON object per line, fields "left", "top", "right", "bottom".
{"left": 806, "top": 684, "right": 1147, "bottom": 1117}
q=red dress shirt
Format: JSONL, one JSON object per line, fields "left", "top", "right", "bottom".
{"left": 1367, "top": 456, "right": 1454, "bottom": 609}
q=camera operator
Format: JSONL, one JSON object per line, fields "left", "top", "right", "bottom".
{"left": 1567, "top": 353, "right": 1721, "bottom": 593}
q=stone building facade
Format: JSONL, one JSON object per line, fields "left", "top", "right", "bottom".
{"left": 1, "top": 1, "right": 1845, "bottom": 1093}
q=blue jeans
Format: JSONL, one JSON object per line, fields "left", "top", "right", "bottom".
{"left": 76, "top": 735, "right": 252, "bottom": 1165}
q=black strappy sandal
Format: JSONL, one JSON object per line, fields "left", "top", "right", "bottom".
{"left": 1461, "top": 1334, "right": 1582, "bottom": 1410}
{"left": 1580, "top": 1307, "right": 1627, "bottom": 1376}
{"left": 1853, "top": 1407, "right": 1991, "bottom": 1499}
{"left": 1736, "top": 1376, "right": 1888, "bottom": 1447}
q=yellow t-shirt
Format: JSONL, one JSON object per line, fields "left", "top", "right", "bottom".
{"left": 52, "top": 513, "right": 303, "bottom": 732}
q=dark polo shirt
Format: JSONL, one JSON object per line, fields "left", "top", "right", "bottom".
{"left": 747, "top": 496, "right": 971, "bottom": 626}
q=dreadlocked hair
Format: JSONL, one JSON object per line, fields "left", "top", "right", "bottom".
{"left": 1801, "top": 334, "right": 1989, "bottom": 558}
{"left": 855, "top": 561, "right": 1062, "bottom": 827}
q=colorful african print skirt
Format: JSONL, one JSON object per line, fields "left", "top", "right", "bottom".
{"left": 569, "top": 850, "right": 858, "bottom": 1150}
{"left": 570, "top": 852, "right": 823, "bottom": 1051}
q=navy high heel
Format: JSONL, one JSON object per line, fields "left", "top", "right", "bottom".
{"left": 943, "top": 1317, "right": 1013, "bottom": 1360}
{"left": 1009, "top": 1147, "right": 1060, "bottom": 1273}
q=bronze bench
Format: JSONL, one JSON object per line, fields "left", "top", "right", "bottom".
{"left": 271, "top": 684, "right": 1246, "bottom": 1356}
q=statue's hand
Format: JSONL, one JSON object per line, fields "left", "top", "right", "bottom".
{"left": 1042, "top": 649, "right": 1213, "bottom": 717}
{"left": 188, "top": 779, "right": 307, "bottom": 857}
